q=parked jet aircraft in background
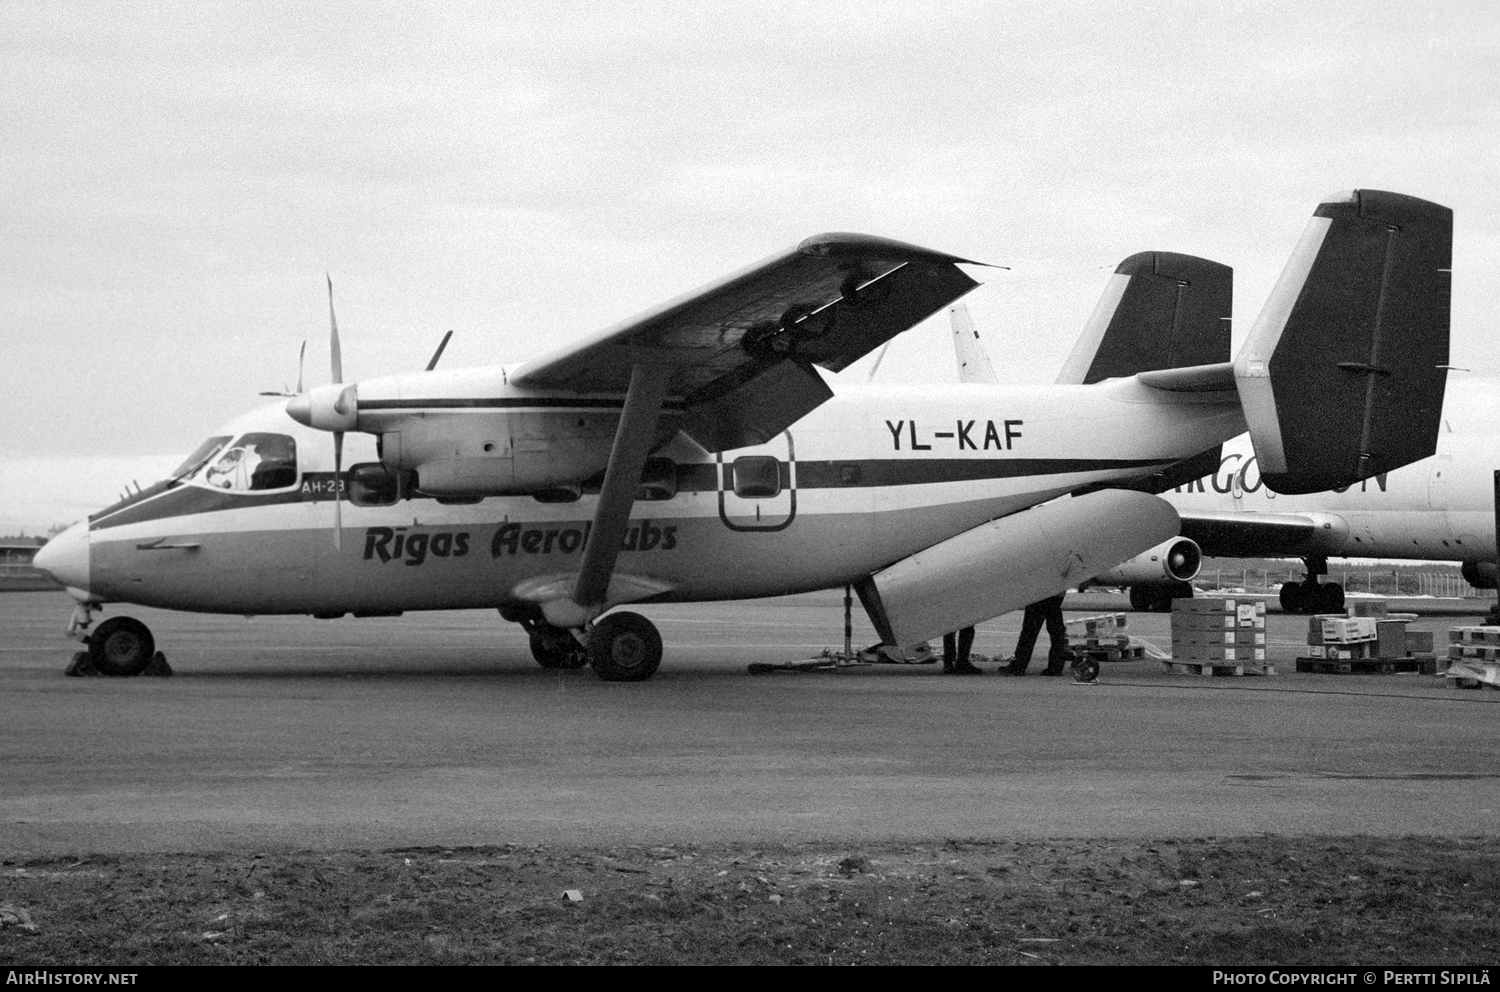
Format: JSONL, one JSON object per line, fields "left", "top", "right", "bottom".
{"left": 37, "top": 191, "right": 1451, "bottom": 678}
{"left": 953, "top": 216, "right": 1485, "bottom": 614}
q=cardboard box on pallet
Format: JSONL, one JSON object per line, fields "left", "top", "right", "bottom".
{"left": 1319, "top": 617, "right": 1377, "bottom": 644}
{"left": 1407, "top": 630, "right": 1434, "bottom": 654}
{"left": 1375, "top": 620, "right": 1409, "bottom": 659}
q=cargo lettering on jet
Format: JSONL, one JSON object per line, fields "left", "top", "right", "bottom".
{"left": 1174, "top": 455, "right": 1387, "bottom": 496}
{"left": 885, "top": 419, "right": 1023, "bottom": 451}
{"left": 489, "top": 520, "right": 679, "bottom": 558}
{"left": 363, "top": 527, "right": 471, "bottom": 565}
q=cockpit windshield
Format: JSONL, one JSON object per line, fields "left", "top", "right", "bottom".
{"left": 202, "top": 433, "right": 299, "bottom": 492}
{"left": 168, "top": 436, "right": 233, "bottom": 485}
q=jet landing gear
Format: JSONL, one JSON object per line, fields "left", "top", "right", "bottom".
{"left": 1277, "top": 557, "right": 1345, "bottom": 615}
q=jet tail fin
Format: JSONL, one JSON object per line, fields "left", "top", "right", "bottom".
{"left": 1234, "top": 190, "right": 1452, "bottom": 495}
{"left": 1057, "top": 252, "right": 1233, "bottom": 384}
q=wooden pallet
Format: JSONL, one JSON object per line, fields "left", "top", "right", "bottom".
{"left": 1080, "top": 645, "right": 1145, "bottom": 662}
{"left": 1162, "top": 660, "right": 1277, "bottom": 677}
{"left": 1295, "top": 656, "right": 1439, "bottom": 676}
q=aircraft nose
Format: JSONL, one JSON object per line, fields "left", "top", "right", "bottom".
{"left": 34, "top": 522, "right": 90, "bottom": 594}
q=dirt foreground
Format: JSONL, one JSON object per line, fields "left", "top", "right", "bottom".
{"left": 2, "top": 835, "right": 1498, "bottom": 966}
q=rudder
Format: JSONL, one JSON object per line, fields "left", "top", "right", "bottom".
{"left": 1235, "top": 190, "right": 1452, "bottom": 495}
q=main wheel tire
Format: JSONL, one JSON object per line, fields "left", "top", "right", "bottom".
{"left": 88, "top": 617, "right": 155, "bottom": 677}
{"left": 529, "top": 627, "right": 588, "bottom": 670}
{"left": 1279, "top": 583, "right": 1304, "bottom": 613}
{"left": 1073, "top": 656, "right": 1100, "bottom": 683}
{"left": 587, "top": 611, "right": 662, "bottom": 682}
{"left": 1319, "top": 582, "right": 1346, "bottom": 614}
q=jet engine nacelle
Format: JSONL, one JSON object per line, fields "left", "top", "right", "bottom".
{"left": 1461, "top": 560, "right": 1498, "bottom": 591}
{"left": 380, "top": 410, "right": 629, "bottom": 496}
{"left": 1090, "top": 537, "right": 1201, "bottom": 585}
{"left": 859, "top": 489, "right": 1181, "bottom": 645}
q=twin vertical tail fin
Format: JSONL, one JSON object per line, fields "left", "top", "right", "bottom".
{"left": 1056, "top": 251, "right": 1233, "bottom": 384}
{"left": 1234, "top": 190, "right": 1452, "bottom": 495}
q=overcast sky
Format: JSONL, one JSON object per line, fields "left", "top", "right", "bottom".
{"left": 4, "top": 1, "right": 1498, "bottom": 532}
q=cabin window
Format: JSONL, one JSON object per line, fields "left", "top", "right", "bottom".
{"left": 170, "top": 435, "right": 232, "bottom": 483}
{"left": 731, "top": 456, "right": 781, "bottom": 499}
{"left": 348, "top": 463, "right": 402, "bottom": 507}
{"left": 639, "top": 458, "right": 677, "bottom": 501}
{"left": 203, "top": 433, "right": 298, "bottom": 492}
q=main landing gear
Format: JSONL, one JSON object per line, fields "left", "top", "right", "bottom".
{"left": 504, "top": 605, "right": 664, "bottom": 681}
{"left": 1277, "top": 557, "right": 1345, "bottom": 615}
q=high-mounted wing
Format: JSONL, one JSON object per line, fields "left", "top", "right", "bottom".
{"left": 509, "top": 233, "right": 982, "bottom": 452}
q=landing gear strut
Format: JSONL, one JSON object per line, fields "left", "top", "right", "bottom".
{"left": 1277, "top": 557, "right": 1345, "bottom": 615}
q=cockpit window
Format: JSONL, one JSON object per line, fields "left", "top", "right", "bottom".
{"left": 203, "top": 433, "right": 298, "bottom": 492}
{"left": 169, "top": 436, "right": 233, "bottom": 483}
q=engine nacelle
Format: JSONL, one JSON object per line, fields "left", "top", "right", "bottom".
{"left": 381, "top": 410, "right": 627, "bottom": 496}
{"left": 1462, "top": 560, "right": 1498, "bottom": 591}
{"left": 860, "top": 490, "right": 1180, "bottom": 645}
{"left": 1090, "top": 538, "right": 1201, "bottom": 586}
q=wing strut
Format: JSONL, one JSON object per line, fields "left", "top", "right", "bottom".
{"left": 543, "top": 364, "right": 670, "bottom": 629}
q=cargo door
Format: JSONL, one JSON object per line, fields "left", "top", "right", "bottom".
{"left": 718, "top": 432, "right": 796, "bottom": 532}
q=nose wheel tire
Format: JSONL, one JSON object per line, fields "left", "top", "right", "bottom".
{"left": 587, "top": 611, "right": 662, "bottom": 682}
{"left": 88, "top": 617, "right": 155, "bottom": 677}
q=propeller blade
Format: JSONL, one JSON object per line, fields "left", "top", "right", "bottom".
{"left": 297, "top": 340, "right": 307, "bottom": 394}
{"left": 425, "top": 330, "right": 453, "bottom": 372}
{"left": 333, "top": 431, "right": 344, "bottom": 550}
{"left": 326, "top": 274, "right": 343, "bottom": 384}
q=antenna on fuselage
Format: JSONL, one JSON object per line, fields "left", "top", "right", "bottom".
{"left": 425, "top": 330, "right": 453, "bottom": 372}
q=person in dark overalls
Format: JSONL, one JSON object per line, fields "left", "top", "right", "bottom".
{"left": 943, "top": 626, "right": 982, "bottom": 675}
{"left": 1003, "top": 592, "right": 1069, "bottom": 676}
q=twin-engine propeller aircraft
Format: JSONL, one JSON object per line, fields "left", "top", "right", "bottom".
{"left": 37, "top": 190, "right": 1452, "bottom": 680}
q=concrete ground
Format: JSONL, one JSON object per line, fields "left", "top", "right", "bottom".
{"left": 2, "top": 590, "right": 1496, "bottom": 857}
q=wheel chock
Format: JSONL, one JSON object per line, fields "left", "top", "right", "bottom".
{"left": 143, "top": 652, "right": 173, "bottom": 677}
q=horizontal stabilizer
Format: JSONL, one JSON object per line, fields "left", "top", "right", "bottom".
{"left": 1058, "top": 252, "right": 1232, "bottom": 384}
{"left": 1234, "top": 190, "right": 1451, "bottom": 494}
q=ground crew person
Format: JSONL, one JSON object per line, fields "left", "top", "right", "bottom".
{"left": 943, "top": 626, "right": 982, "bottom": 675}
{"left": 1004, "top": 592, "right": 1070, "bottom": 675}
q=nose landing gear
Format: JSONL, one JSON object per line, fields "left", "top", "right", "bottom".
{"left": 60, "top": 603, "right": 169, "bottom": 677}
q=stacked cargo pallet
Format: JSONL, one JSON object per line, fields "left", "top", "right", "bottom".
{"left": 1296, "top": 602, "right": 1438, "bottom": 674}
{"left": 1167, "top": 599, "right": 1273, "bottom": 676}
{"left": 1067, "top": 613, "right": 1143, "bottom": 662}
{"left": 1444, "top": 627, "right": 1500, "bottom": 689}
